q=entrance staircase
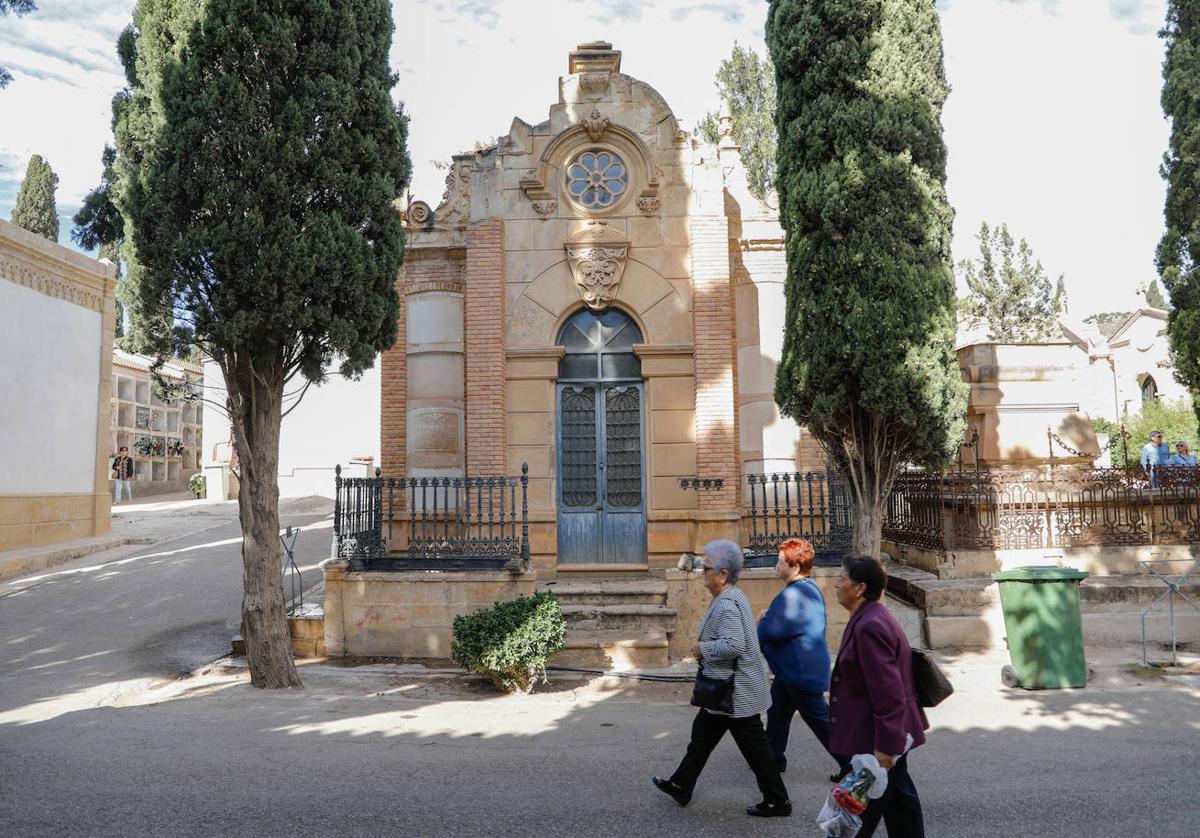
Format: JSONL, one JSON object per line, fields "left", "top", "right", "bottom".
{"left": 538, "top": 577, "right": 677, "bottom": 670}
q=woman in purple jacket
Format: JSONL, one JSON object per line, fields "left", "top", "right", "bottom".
{"left": 831, "top": 555, "right": 928, "bottom": 838}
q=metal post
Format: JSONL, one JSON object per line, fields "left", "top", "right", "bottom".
{"left": 333, "top": 464, "right": 342, "bottom": 557}
{"left": 520, "top": 462, "right": 530, "bottom": 569}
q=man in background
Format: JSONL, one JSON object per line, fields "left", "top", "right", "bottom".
{"left": 112, "top": 446, "right": 134, "bottom": 503}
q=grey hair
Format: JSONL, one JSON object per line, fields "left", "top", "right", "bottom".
{"left": 705, "top": 539, "right": 744, "bottom": 584}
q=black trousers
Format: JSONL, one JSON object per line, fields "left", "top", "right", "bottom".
{"left": 858, "top": 754, "right": 925, "bottom": 838}
{"left": 765, "top": 680, "right": 844, "bottom": 769}
{"left": 669, "top": 709, "right": 789, "bottom": 805}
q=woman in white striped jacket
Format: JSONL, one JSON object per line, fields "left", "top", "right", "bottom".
{"left": 652, "top": 540, "right": 792, "bottom": 817}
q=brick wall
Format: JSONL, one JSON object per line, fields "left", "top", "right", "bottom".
{"left": 464, "top": 220, "right": 507, "bottom": 474}
{"left": 690, "top": 216, "right": 738, "bottom": 510}
{"left": 381, "top": 250, "right": 466, "bottom": 478}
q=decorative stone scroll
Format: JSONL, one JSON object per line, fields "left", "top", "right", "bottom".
{"left": 564, "top": 222, "right": 630, "bottom": 310}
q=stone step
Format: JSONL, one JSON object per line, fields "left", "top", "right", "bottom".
{"left": 551, "top": 630, "right": 670, "bottom": 671}
{"left": 559, "top": 603, "right": 678, "bottom": 633}
{"left": 538, "top": 579, "right": 667, "bottom": 606}
{"left": 1079, "top": 576, "right": 1200, "bottom": 609}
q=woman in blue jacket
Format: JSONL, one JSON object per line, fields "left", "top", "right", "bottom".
{"left": 757, "top": 537, "right": 844, "bottom": 778}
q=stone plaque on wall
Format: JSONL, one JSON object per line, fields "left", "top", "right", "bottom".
{"left": 407, "top": 409, "right": 462, "bottom": 454}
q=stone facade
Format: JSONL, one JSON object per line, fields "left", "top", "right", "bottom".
{"left": 386, "top": 42, "right": 812, "bottom": 573}
{"left": 0, "top": 219, "right": 118, "bottom": 551}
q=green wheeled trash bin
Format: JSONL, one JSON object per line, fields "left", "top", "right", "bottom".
{"left": 991, "top": 566, "right": 1089, "bottom": 689}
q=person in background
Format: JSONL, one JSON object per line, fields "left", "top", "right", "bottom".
{"left": 757, "top": 537, "right": 846, "bottom": 781}
{"left": 112, "top": 446, "right": 134, "bottom": 503}
{"left": 1168, "top": 440, "right": 1197, "bottom": 467}
{"left": 1140, "top": 431, "right": 1171, "bottom": 485}
{"left": 653, "top": 540, "right": 792, "bottom": 817}
{"left": 830, "top": 555, "right": 928, "bottom": 838}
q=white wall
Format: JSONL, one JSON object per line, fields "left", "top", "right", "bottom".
{"left": 202, "top": 357, "right": 380, "bottom": 498}
{"left": 0, "top": 279, "right": 101, "bottom": 494}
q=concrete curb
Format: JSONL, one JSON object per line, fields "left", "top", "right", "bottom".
{"left": 0, "top": 534, "right": 147, "bottom": 583}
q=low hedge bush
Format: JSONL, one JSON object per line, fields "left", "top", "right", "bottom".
{"left": 450, "top": 592, "right": 566, "bottom": 693}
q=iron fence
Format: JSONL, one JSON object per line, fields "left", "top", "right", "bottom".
{"left": 744, "top": 471, "right": 854, "bottom": 566}
{"left": 883, "top": 465, "right": 1200, "bottom": 552}
{"left": 334, "top": 463, "right": 530, "bottom": 570}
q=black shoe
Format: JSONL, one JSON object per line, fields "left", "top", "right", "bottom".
{"left": 653, "top": 776, "right": 691, "bottom": 807}
{"left": 746, "top": 800, "right": 792, "bottom": 817}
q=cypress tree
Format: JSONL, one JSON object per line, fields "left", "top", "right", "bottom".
{"left": 768, "top": 0, "right": 968, "bottom": 554}
{"left": 1144, "top": 279, "right": 1167, "bottom": 310}
{"left": 113, "top": 0, "right": 409, "bottom": 688}
{"left": 11, "top": 154, "right": 59, "bottom": 242}
{"left": 1159, "top": 1, "right": 1200, "bottom": 419}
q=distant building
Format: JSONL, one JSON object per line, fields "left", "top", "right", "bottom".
{"left": 0, "top": 218, "right": 118, "bottom": 551}
{"left": 109, "top": 348, "right": 204, "bottom": 497}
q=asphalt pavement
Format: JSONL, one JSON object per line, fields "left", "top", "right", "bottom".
{"left": 1, "top": 498, "right": 1198, "bottom": 837}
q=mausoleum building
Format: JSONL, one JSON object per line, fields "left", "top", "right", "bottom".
{"left": 383, "top": 41, "right": 822, "bottom": 575}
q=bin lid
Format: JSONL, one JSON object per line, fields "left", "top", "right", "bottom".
{"left": 992, "top": 565, "right": 1089, "bottom": 582}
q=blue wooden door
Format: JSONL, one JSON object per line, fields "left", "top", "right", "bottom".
{"left": 556, "top": 310, "right": 647, "bottom": 565}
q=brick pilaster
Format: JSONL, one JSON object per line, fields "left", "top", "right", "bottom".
{"left": 464, "top": 220, "right": 506, "bottom": 475}
{"left": 690, "top": 216, "right": 738, "bottom": 510}
{"left": 380, "top": 271, "right": 407, "bottom": 479}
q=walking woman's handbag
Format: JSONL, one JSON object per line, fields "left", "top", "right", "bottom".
{"left": 911, "top": 648, "right": 954, "bottom": 707}
{"left": 691, "top": 658, "right": 737, "bottom": 714}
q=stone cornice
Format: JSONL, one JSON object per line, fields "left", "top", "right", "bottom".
{"left": 0, "top": 219, "right": 116, "bottom": 313}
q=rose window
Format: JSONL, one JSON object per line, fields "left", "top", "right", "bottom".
{"left": 565, "top": 150, "right": 628, "bottom": 209}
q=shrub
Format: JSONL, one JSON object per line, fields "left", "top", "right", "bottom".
{"left": 187, "top": 472, "right": 206, "bottom": 498}
{"left": 451, "top": 592, "right": 566, "bottom": 693}
{"left": 1094, "top": 397, "right": 1198, "bottom": 467}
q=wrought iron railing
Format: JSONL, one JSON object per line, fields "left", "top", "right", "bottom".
{"left": 334, "top": 463, "right": 530, "bottom": 571}
{"left": 744, "top": 471, "right": 853, "bottom": 566}
{"left": 883, "top": 465, "right": 1200, "bottom": 552}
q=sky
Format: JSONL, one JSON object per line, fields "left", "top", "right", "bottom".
{"left": 0, "top": 0, "right": 1173, "bottom": 319}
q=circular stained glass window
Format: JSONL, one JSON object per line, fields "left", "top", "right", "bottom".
{"left": 564, "top": 150, "right": 628, "bottom": 210}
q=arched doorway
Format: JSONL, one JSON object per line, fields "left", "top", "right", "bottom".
{"left": 555, "top": 308, "right": 647, "bottom": 564}
{"left": 1141, "top": 374, "right": 1158, "bottom": 406}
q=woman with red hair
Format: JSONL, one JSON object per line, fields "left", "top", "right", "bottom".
{"left": 757, "top": 537, "right": 845, "bottom": 779}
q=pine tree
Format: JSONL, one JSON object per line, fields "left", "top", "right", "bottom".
{"left": 1056, "top": 276, "right": 1068, "bottom": 315}
{"left": 768, "top": 0, "right": 968, "bottom": 555}
{"left": 697, "top": 43, "right": 778, "bottom": 201}
{"left": 11, "top": 154, "right": 59, "bottom": 242}
{"left": 958, "top": 222, "right": 1063, "bottom": 342}
{"left": 1145, "top": 279, "right": 1167, "bottom": 309}
{"left": 0, "top": 1, "right": 38, "bottom": 88}
{"left": 1158, "top": 1, "right": 1200, "bottom": 419}
{"left": 112, "top": 0, "right": 409, "bottom": 688}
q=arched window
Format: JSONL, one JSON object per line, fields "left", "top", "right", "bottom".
{"left": 556, "top": 308, "right": 642, "bottom": 381}
{"left": 1141, "top": 374, "right": 1158, "bottom": 406}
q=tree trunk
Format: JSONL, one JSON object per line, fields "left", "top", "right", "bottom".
{"left": 850, "top": 494, "right": 884, "bottom": 558}
{"left": 231, "top": 366, "right": 301, "bottom": 689}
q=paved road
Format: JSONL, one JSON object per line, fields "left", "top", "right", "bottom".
{"left": 1, "top": 502, "right": 1198, "bottom": 836}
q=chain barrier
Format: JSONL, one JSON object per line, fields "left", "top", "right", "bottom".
{"left": 1048, "top": 425, "right": 1130, "bottom": 462}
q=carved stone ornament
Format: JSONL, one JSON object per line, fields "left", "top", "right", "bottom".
{"left": 581, "top": 107, "right": 610, "bottom": 142}
{"left": 564, "top": 222, "right": 630, "bottom": 310}
{"left": 579, "top": 72, "right": 610, "bottom": 93}
{"left": 407, "top": 200, "right": 433, "bottom": 227}
{"left": 531, "top": 199, "right": 557, "bottom": 217}
{"left": 433, "top": 158, "right": 470, "bottom": 227}
{"left": 637, "top": 196, "right": 660, "bottom": 216}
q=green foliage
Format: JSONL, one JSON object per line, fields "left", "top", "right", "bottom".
{"left": 0, "top": 1, "right": 37, "bottom": 88}
{"left": 1158, "top": 1, "right": 1200, "bottom": 424}
{"left": 768, "top": 0, "right": 968, "bottom": 547}
{"left": 451, "top": 593, "right": 566, "bottom": 694}
{"left": 697, "top": 43, "right": 778, "bottom": 201}
{"left": 1127, "top": 397, "right": 1198, "bottom": 454}
{"left": 958, "top": 222, "right": 1063, "bottom": 342}
{"left": 1083, "top": 311, "right": 1134, "bottom": 339}
{"left": 73, "top": 145, "right": 129, "bottom": 338}
{"left": 187, "top": 472, "right": 205, "bottom": 498}
{"left": 112, "top": 0, "right": 408, "bottom": 381}
{"left": 11, "top": 154, "right": 59, "bottom": 241}
{"left": 1145, "top": 279, "right": 1167, "bottom": 310}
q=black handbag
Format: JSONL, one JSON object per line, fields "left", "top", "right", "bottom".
{"left": 691, "top": 658, "right": 737, "bottom": 714}
{"left": 911, "top": 648, "right": 954, "bottom": 707}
